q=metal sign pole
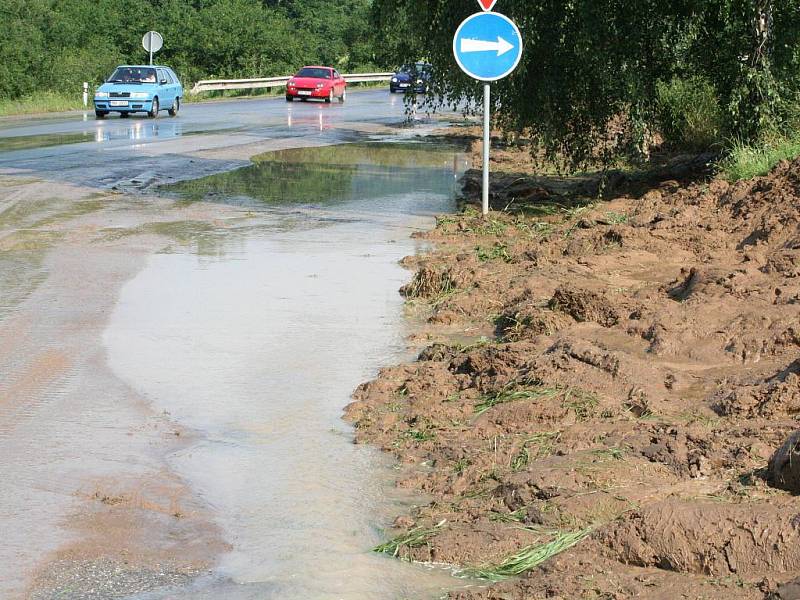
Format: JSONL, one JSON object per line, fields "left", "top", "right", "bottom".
{"left": 149, "top": 32, "right": 153, "bottom": 65}
{"left": 482, "top": 83, "right": 491, "bottom": 215}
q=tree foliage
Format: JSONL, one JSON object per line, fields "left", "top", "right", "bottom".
{"left": 0, "top": 0, "right": 378, "bottom": 100}
{"left": 372, "top": 0, "right": 800, "bottom": 161}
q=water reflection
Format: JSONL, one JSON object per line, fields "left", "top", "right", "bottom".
{"left": 93, "top": 120, "right": 183, "bottom": 143}
{"left": 0, "top": 121, "right": 184, "bottom": 152}
{"left": 286, "top": 106, "right": 332, "bottom": 131}
{"left": 162, "top": 142, "right": 467, "bottom": 213}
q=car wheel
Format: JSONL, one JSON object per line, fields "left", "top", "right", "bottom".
{"left": 286, "top": 95, "right": 293, "bottom": 102}
{"left": 339, "top": 88, "right": 346, "bottom": 103}
{"left": 120, "top": 112, "right": 129, "bottom": 119}
{"left": 325, "top": 89, "right": 333, "bottom": 103}
{"left": 168, "top": 97, "right": 180, "bottom": 117}
{"left": 148, "top": 97, "right": 159, "bottom": 119}
{"left": 95, "top": 110, "right": 107, "bottom": 119}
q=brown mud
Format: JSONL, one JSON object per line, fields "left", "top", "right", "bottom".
{"left": 346, "top": 132, "right": 800, "bottom": 599}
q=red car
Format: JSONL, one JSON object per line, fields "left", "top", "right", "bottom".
{"left": 285, "top": 66, "right": 347, "bottom": 103}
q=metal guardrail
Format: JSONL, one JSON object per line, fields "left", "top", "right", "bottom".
{"left": 190, "top": 72, "right": 394, "bottom": 95}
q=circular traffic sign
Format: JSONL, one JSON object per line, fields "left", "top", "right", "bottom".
{"left": 453, "top": 12, "right": 522, "bottom": 82}
{"left": 142, "top": 31, "right": 163, "bottom": 53}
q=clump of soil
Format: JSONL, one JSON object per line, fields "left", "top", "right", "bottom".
{"left": 769, "top": 429, "right": 800, "bottom": 493}
{"left": 346, "top": 139, "right": 800, "bottom": 598}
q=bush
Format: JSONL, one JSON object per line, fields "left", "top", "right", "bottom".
{"left": 656, "top": 76, "right": 724, "bottom": 151}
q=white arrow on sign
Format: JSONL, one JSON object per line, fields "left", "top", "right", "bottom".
{"left": 460, "top": 36, "right": 514, "bottom": 56}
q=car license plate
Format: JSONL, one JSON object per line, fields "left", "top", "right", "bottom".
{"left": 400, "top": 83, "right": 410, "bottom": 88}
{"left": 298, "top": 91, "right": 312, "bottom": 96}
{"left": 109, "top": 101, "right": 128, "bottom": 107}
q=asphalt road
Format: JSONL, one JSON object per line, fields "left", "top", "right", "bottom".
{"left": 0, "top": 86, "right": 468, "bottom": 599}
{"left": 0, "top": 88, "right": 431, "bottom": 191}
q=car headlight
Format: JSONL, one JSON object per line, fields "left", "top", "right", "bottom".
{"left": 130, "top": 92, "right": 149, "bottom": 99}
{"left": 417, "top": 80, "right": 423, "bottom": 84}
{"left": 95, "top": 92, "right": 108, "bottom": 98}
{"left": 288, "top": 81, "right": 296, "bottom": 87}
{"left": 316, "top": 83, "right": 325, "bottom": 88}
{"left": 391, "top": 77, "right": 398, "bottom": 83}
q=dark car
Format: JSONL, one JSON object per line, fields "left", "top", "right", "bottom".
{"left": 390, "top": 62, "right": 432, "bottom": 94}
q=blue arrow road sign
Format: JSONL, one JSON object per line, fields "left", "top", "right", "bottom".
{"left": 453, "top": 12, "right": 522, "bottom": 82}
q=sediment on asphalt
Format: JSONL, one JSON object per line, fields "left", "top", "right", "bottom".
{"left": 345, "top": 132, "right": 800, "bottom": 599}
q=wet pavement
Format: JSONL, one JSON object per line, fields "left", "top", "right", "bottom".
{"left": 0, "top": 95, "right": 474, "bottom": 599}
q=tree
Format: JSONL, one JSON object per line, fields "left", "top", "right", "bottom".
{"left": 372, "top": 0, "right": 800, "bottom": 163}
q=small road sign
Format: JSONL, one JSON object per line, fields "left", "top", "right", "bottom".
{"left": 477, "top": 0, "right": 497, "bottom": 11}
{"left": 142, "top": 31, "right": 164, "bottom": 65}
{"left": 453, "top": 12, "right": 522, "bottom": 82}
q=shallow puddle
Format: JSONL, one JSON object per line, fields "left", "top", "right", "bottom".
{"left": 104, "top": 142, "right": 471, "bottom": 598}
{"left": 0, "top": 132, "right": 96, "bottom": 152}
{"left": 162, "top": 142, "right": 465, "bottom": 212}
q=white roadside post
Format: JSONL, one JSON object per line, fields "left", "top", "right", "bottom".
{"left": 453, "top": 2, "right": 523, "bottom": 215}
{"left": 82, "top": 82, "right": 88, "bottom": 108}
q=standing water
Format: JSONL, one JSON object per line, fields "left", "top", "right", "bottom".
{"left": 103, "top": 142, "right": 470, "bottom": 599}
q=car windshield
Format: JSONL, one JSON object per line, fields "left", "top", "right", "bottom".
{"left": 399, "top": 63, "right": 430, "bottom": 75}
{"left": 296, "top": 68, "right": 331, "bottom": 79}
{"left": 108, "top": 67, "right": 157, "bottom": 83}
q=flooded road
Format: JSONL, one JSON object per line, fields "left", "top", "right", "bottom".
{"left": 0, "top": 130, "right": 472, "bottom": 599}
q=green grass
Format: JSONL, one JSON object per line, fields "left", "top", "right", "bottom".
{"left": 474, "top": 386, "right": 561, "bottom": 417}
{"left": 720, "top": 134, "right": 800, "bottom": 181}
{"left": 461, "top": 528, "right": 592, "bottom": 581}
{"left": 605, "top": 211, "right": 629, "bottom": 225}
{"left": 475, "top": 242, "right": 512, "bottom": 263}
{"left": 0, "top": 91, "right": 84, "bottom": 117}
{"left": 373, "top": 521, "right": 446, "bottom": 558}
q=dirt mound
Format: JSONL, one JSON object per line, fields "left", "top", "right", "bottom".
{"left": 716, "top": 361, "right": 800, "bottom": 418}
{"left": 603, "top": 500, "right": 800, "bottom": 576}
{"left": 548, "top": 286, "right": 621, "bottom": 327}
{"left": 348, "top": 149, "right": 800, "bottom": 599}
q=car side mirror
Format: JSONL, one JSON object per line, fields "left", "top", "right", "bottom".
{"left": 160, "top": 79, "right": 168, "bottom": 85}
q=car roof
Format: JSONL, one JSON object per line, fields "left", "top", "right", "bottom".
{"left": 300, "top": 66, "right": 334, "bottom": 70}
{"left": 115, "top": 65, "right": 174, "bottom": 69}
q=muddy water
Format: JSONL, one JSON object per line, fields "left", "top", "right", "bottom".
{"left": 104, "top": 142, "right": 470, "bottom": 599}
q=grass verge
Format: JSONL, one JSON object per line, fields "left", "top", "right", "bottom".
{"left": 0, "top": 92, "right": 84, "bottom": 117}
{"left": 720, "top": 134, "right": 800, "bottom": 181}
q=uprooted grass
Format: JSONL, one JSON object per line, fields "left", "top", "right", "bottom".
{"left": 561, "top": 388, "right": 600, "bottom": 421}
{"left": 373, "top": 521, "right": 447, "bottom": 559}
{"left": 510, "top": 431, "right": 561, "bottom": 471}
{"left": 474, "top": 386, "right": 562, "bottom": 417}
{"left": 460, "top": 528, "right": 592, "bottom": 582}
{"left": 401, "top": 266, "right": 455, "bottom": 300}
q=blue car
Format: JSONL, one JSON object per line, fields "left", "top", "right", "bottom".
{"left": 94, "top": 65, "right": 183, "bottom": 119}
{"left": 390, "top": 62, "right": 432, "bottom": 94}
